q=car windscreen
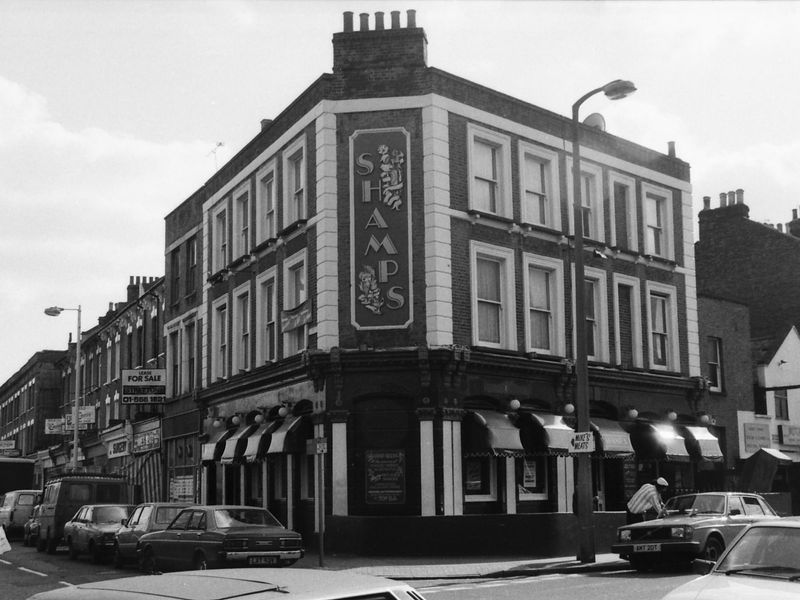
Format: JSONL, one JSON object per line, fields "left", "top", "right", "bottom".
{"left": 94, "top": 506, "right": 130, "bottom": 523}
{"left": 665, "top": 494, "right": 725, "bottom": 514}
{"left": 212, "top": 508, "right": 282, "bottom": 528}
{"left": 717, "top": 526, "right": 800, "bottom": 576}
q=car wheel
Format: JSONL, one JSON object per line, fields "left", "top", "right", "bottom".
{"left": 113, "top": 543, "right": 125, "bottom": 568}
{"left": 68, "top": 539, "right": 78, "bottom": 560}
{"left": 140, "top": 548, "right": 159, "bottom": 575}
{"left": 193, "top": 552, "right": 208, "bottom": 570}
{"left": 703, "top": 537, "right": 725, "bottom": 561}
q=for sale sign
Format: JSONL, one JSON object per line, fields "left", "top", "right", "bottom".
{"left": 121, "top": 369, "right": 166, "bottom": 404}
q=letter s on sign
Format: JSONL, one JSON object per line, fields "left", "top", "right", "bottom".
{"left": 356, "top": 153, "right": 374, "bottom": 176}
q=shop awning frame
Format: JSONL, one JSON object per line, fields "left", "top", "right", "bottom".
{"left": 590, "top": 417, "right": 634, "bottom": 457}
{"left": 629, "top": 421, "right": 691, "bottom": 462}
{"left": 242, "top": 420, "right": 283, "bottom": 463}
{"left": 201, "top": 427, "right": 236, "bottom": 464}
{"left": 462, "top": 410, "right": 525, "bottom": 457}
{"left": 220, "top": 423, "right": 259, "bottom": 464}
{"left": 679, "top": 425, "right": 724, "bottom": 462}
{"left": 266, "top": 415, "right": 313, "bottom": 454}
{"left": 517, "top": 411, "right": 574, "bottom": 455}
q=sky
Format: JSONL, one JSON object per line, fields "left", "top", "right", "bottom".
{"left": 1, "top": 0, "right": 800, "bottom": 383}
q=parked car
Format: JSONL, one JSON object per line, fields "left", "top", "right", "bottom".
{"left": 0, "top": 489, "right": 41, "bottom": 539}
{"left": 37, "top": 473, "right": 129, "bottom": 554}
{"left": 23, "top": 504, "right": 42, "bottom": 547}
{"left": 612, "top": 491, "right": 780, "bottom": 571}
{"left": 113, "top": 502, "right": 190, "bottom": 567}
{"left": 662, "top": 519, "right": 800, "bottom": 600}
{"left": 62, "top": 503, "right": 134, "bottom": 563}
{"left": 24, "top": 568, "right": 427, "bottom": 600}
{"left": 137, "top": 505, "right": 303, "bottom": 572}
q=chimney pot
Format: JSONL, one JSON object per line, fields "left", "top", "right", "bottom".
{"left": 703, "top": 196, "right": 711, "bottom": 210}
{"left": 260, "top": 118, "right": 272, "bottom": 131}
{"left": 375, "top": 11, "right": 384, "bottom": 30}
{"left": 719, "top": 193, "right": 727, "bottom": 207}
{"left": 727, "top": 191, "right": 736, "bottom": 206}
{"left": 407, "top": 9, "right": 417, "bottom": 28}
{"left": 778, "top": 223, "right": 784, "bottom": 233}
{"left": 667, "top": 141, "right": 676, "bottom": 157}
{"left": 359, "top": 12, "right": 369, "bottom": 31}
{"left": 343, "top": 11, "right": 353, "bottom": 32}
{"left": 391, "top": 10, "right": 400, "bottom": 29}
{"left": 793, "top": 209, "right": 798, "bottom": 221}
{"left": 736, "top": 188, "right": 744, "bottom": 204}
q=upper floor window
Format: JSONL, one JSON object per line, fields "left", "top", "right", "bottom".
{"left": 233, "top": 186, "right": 250, "bottom": 258}
{"left": 775, "top": 389, "right": 789, "bottom": 420}
{"left": 283, "top": 251, "right": 308, "bottom": 356}
{"left": 283, "top": 137, "right": 306, "bottom": 227}
{"left": 646, "top": 282, "right": 679, "bottom": 370}
{"left": 213, "top": 300, "right": 228, "bottom": 379}
{"left": 520, "top": 143, "right": 560, "bottom": 230}
{"left": 523, "top": 254, "right": 565, "bottom": 356}
{"left": 470, "top": 242, "right": 516, "bottom": 349}
{"left": 707, "top": 336, "right": 722, "bottom": 392}
{"left": 256, "top": 162, "right": 277, "bottom": 243}
{"left": 575, "top": 266, "right": 609, "bottom": 362}
{"left": 212, "top": 205, "right": 228, "bottom": 273}
{"left": 613, "top": 274, "right": 643, "bottom": 369}
{"left": 185, "top": 322, "right": 196, "bottom": 393}
{"left": 468, "top": 124, "right": 512, "bottom": 218}
{"left": 642, "top": 183, "right": 674, "bottom": 260}
{"left": 256, "top": 271, "right": 277, "bottom": 364}
{"left": 568, "top": 160, "right": 604, "bottom": 242}
{"left": 170, "top": 248, "right": 180, "bottom": 302}
{"left": 185, "top": 236, "right": 197, "bottom": 296}
{"left": 233, "top": 286, "right": 251, "bottom": 373}
{"left": 168, "top": 331, "right": 180, "bottom": 397}
{"left": 609, "top": 172, "right": 638, "bottom": 252}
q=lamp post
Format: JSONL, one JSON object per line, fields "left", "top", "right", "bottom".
{"left": 45, "top": 305, "right": 82, "bottom": 470}
{"left": 571, "top": 79, "right": 636, "bottom": 563}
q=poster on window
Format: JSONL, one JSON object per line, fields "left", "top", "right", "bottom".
{"left": 365, "top": 449, "right": 405, "bottom": 504}
{"left": 350, "top": 128, "right": 413, "bottom": 330}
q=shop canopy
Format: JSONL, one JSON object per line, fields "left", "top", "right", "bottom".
{"left": 462, "top": 410, "right": 525, "bottom": 457}
{"left": 517, "top": 411, "right": 574, "bottom": 455}
{"left": 201, "top": 427, "right": 236, "bottom": 464}
{"left": 590, "top": 417, "right": 634, "bottom": 457}
{"left": 629, "top": 421, "right": 691, "bottom": 462}
{"left": 266, "top": 415, "right": 314, "bottom": 454}
{"left": 220, "top": 423, "right": 259, "bottom": 464}
{"left": 679, "top": 425, "right": 724, "bottom": 462}
{"left": 242, "top": 420, "right": 283, "bottom": 463}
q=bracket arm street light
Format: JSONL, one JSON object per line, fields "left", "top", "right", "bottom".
{"left": 44, "top": 305, "right": 82, "bottom": 470}
{"left": 571, "top": 79, "right": 636, "bottom": 564}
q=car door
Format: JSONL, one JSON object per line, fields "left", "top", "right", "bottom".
{"left": 156, "top": 509, "right": 192, "bottom": 570}
{"left": 73, "top": 507, "right": 89, "bottom": 551}
{"left": 176, "top": 510, "right": 206, "bottom": 569}
{"left": 724, "top": 496, "right": 750, "bottom": 543}
{"left": 117, "top": 506, "right": 142, "bottom": 558}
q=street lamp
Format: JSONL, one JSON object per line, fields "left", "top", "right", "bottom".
{"left": 571, "top": 79, "right": 636, "bottom": 564}
{"left": 44, "top": 305, "right": 82, "bottom": 470}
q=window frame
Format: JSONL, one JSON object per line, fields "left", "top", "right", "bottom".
{"left": 282, "top": 249, "right": 308, "bottom": 357}
{"left": 608, "top": 172, "right": 638, "bottom": 252}
{"left": 463, "top": 455, "right": 498, "bottom": 502}
{"left": 613, "top": 274, "right": 643, "bottom": 368}
{"left": 282, "top": 136, "right": 307, "bottom": 228}
{"left": 211, "top": 202, "right": 229, "bottom": 274}
{"left": 641, "top": 182, "right": 674, "bottom": 260}
{"left": 470, "top": 241, "right": 517, "bottom": 350}
{"left": 645, "top": 281, "right": 680, "bottom": 371}
{"left": 522, "top": 253, "right": 565, "bottom": 356}
{"left": 232, "top": 283, "right": 251, "bottom": 373}
{"left": 775, "top": 389, "right": 789, "bottom": 420}
{"left": 516, "top": 456, "right": 548, "bottom": 501}
{"left": 255, "top": 160, "right": 277, "bottom": 244}
{"left": 519, "top": 142, "right": 561, "bottom": 230}
{"left": 572, "top": 266, "right": 609, "bottom": 363}
{"left": 467, "top": 124, "right": 512, "bottom": 218}
{"left": 212, "top": 296, "right": 229, "bottom": 380}
{"left": 707, "top": 336, "right": 723, "bottom": 393}
{"left": 185, "top": 236, "right": 197, "bottom": 296}
{"left": 255, "top": 268, "right": 278, "bottom": 364}
{"left": 567, "top": 159, "right": 604, "bottom": 242}
{"left": 232, "top": 183, "right": 251, "bottom": 259}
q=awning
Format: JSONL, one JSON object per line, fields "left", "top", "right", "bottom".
{"left": 517, "top": 411, "right": 574, "bottom": 455}
{"left": 201, "top": 427, "right": 236, "bottom": 463}
{"left": 220, "top": 424, "right": 259, "bottom": 464}
{"left": 629, "top": 421, "right": 691, "bottom": 462}
{"left": 590, "top": 417, "right": 634, "bottom": 456}
{"left": 266, "top": 415, "right": 313, "bottom": 454}
{"left": 462, "top": 410, "right": 525, "bottom": 457}
{"left": 680, "top": 425, "right": 724, "bottom": 462}
{"left": 242, "top": 420, "right": 283, "bottom": 462}
{"left": 740, "top": 447, "right": 793, "bottom": 492}
{"left": 760, "top": 447, "right": 793, "bottom": 463}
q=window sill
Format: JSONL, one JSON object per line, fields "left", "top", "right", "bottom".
{"left": 252, "top": 238, "right": 278, "bottom": 254}
{"left": 467, "top": 209, "right": 513, "bottom": 225}
{"left": 278, "top": 219, "right": 308, "bottom": 238}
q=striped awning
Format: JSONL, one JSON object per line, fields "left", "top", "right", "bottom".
{"left": 243, "top": 420, "right": 283, "bottom": 462}
{"left": 517, "top": 411, "right": 574, "bottom": 455}
{"left": 680, "top": 425, "right": 724, "bottom": 462}
{"left": 201, "top": 427, "right": 236, "bottom": 463}
{"left": 266, "top": 416, "right": 313, "bottom": 454}
{"left": 630, "top": 421, "right": 691, "bottom": 462}
{"left": 220, "top": 424, "right": 259, "bottom": 464}
{"left": 462, "top": 410, "right": 525, "bottom": 457}
{"left": 591, "top": 417, "right": 634, "bottom": 457}
{"left": 120, "top": 450, "right": 163, "bottom": 503}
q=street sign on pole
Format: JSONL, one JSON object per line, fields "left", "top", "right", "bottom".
{"left": 570, "top": 432, "right": 595, "bottom": 453}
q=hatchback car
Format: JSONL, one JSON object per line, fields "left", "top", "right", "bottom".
{"left": 612, "top": 491, "right": 779, "bottom": 570}
{"left": 62, "top": 503, "right": 134, "bottom": 563}
{"left": 0, "top": 489, "right": 41, "bottom": 539}
{"left": 24, "top": 568, "right": 427, "bottom": 600}
{"left": 662, "top": 519, "right": 800, "bottom": 600}
{"left": 23, "top": 504, "right": 42, "bottom": 547}
{"left": 137, "top": 505, "right": 303, "bottom": 572}
{"left": 114, "top": 502, "right": 190, "bottom": 567}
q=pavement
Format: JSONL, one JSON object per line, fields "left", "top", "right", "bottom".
{"left": 294, "top": 551, "right": 631, "bottom": 579}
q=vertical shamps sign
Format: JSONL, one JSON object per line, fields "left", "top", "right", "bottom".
{"left": 350, "top": 128, "right": 413, "bottom": 330}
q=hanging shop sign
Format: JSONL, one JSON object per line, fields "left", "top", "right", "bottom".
{"left": 350, "top": 128, "right": 413, "bottom": 330}
{"left": 121, "top": 369, "right": 166, "bottom": 404}
{"left": 133, "top": 428, "right": 161, "bottom": 454}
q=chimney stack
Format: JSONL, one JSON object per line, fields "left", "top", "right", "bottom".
{"left": 260, "top": 119, "right": 273, "bottom": 131}
{"left": 727, "top": 191, "right": 736, "bottom": 206}
{"left": 343, "top": 11, "right": 353, "bottom": 32}
{"left": 736, "top": 188, "right": 744, "bottom": 204}
{"left": 719, "top": 193, "right": 727, "bottom": 207}
{"left": 702, "top": 196, "right": 711, "bottom": 210}
{"left": 667, "top": 141, "right": 676, "bottom": 157}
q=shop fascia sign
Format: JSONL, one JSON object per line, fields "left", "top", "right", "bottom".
{"left": 350, "top": 128, "right": 413, "bottom": 330}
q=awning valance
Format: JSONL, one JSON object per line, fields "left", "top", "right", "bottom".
{"left": 266, "top": 415, "right": 313, "bottom": 454}
{"left": 591, "top": 417, "right": 634, "bottom": 457}
{"left": 517, "top": 411, "right": 574, "bottom": 455}
{"left": 242, "top": 420, "right": 282, "bottom": 463}
{"left": 220, "top": 424, "right": 259, "bottom": 464}
{"left": 201, "top": 427, "right": 236, "bottom": 463}
{"left": 680, "top": 425, "right": 724, "bottom": 462}
{"left": 462, "top": 410, "right": 524, "bottom": 457}
{"left": 630, "top": 422, "right": 691, "bottom": 462}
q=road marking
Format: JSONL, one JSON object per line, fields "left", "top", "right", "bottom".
{"left": 18, "top": 567, "right": 47, "bottom": 577}
{"left": 0, "top": 559, "right": 11, "bottom": 565}
{"left": 59, "top": 581, "right": 74, "bottom": 587}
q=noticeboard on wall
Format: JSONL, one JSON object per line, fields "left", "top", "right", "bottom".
{"left": 365, "top": 449, "right": 405, "bottom": 504}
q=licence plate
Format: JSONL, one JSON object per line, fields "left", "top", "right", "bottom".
{"left": 633, "top": 543, "right": 661, "bottom": 553}
{"left": 248, "top": 556, "right": 278, "bottom": 566}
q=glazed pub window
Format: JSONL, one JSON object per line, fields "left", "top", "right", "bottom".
{"left": 775, "top": 389, "right": 789, "bottom": 420}
{"left": 300, "top": 455, "right": 315, "bottom": 500}
{"left": 463, "top": 456, "right": 497, "bottom": 502}
{"left": 517, "top": 456, "right": 547, "bottom": 501}
{"left": 707, "top": 337, "right": 723, "bottom": 392}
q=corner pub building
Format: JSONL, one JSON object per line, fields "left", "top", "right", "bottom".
{"left": 162, "top": 10, "right": 718, "bottom": 556}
